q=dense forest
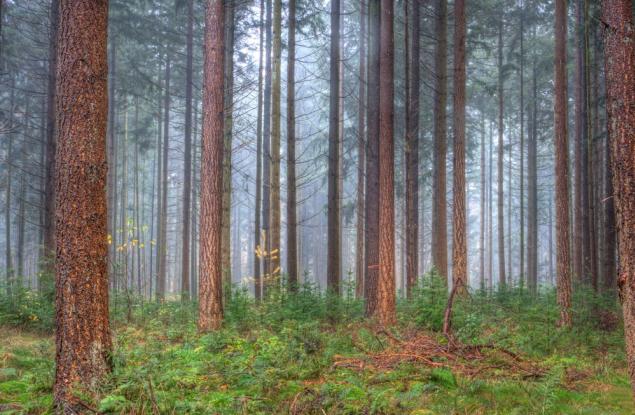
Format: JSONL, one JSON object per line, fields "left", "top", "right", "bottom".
{"left": 0, "top": 0, "right": 634, "bottom": 413}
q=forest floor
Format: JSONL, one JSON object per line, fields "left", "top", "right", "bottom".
{"left": 0, "top": 283, "right": 633, "bottom": 414}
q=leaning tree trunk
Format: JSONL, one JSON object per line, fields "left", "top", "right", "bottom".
{"left": 53, "top": 0, "right": 112, "bottom": 410}
{"left": 376, "top": 0, "right": 396, "bottom": 325}
{"left": 327, "top": 0, "right": 341, "bottom": 295}
{"left": 432, "top": 0, "right": 448, "bottom": 282}
{"left": 452, "top": 0, "right": 467, "bottom": 295}
{"left": 601, "top": 0, "right": 635, "bottom": 397}
{"left": 199, "top": 0, "right": 225, "bottom": 332}
{"left": 554, "top": 0, "right": 573, "bottom": 327}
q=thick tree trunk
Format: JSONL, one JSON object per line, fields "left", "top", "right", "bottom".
{"left": 601, "top": 0, "right": 635, "bottom": 397}
{"left": 327, "top": 0, "right": 341, "bottom": 295}
{"left": 269, "top": 0, "right": 282, "bottom": 283}
{"left": 406, "top": 0, "right": 420, "bottom": 297}
{"left": 181, "top": 0, "right": 194, "bottom": 301}
{"left": 554, "top": 0, "right": 572, "bottom": 327}
{"left": 497, "top": 16, "right": 507, "bottom": 288}
{"left": 254, "top": 0, "right": 264, "bottom": 300}
{"left": 365, "top": 0, "right": 380, "bottom": 316}
{"left": 53, "top": 0, "right": 112, "bottom": 409}
{"left": 286, "top": 0, "right": 298, "bottom": 290}
{"left": 199, "top": 0, "right": 225, "bottom": 332}
{"left": 355, "top": 0, "right": 367, "bottom": 299}
{"left": 451, "top": 0, "right": 467, "bottom": 294}
{"left": 376, "top": 0, "right": 396, "bottom": 325}
{"left": 432, "top": 0, "right": 448, "bottom": 282}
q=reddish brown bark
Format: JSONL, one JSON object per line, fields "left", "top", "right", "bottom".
{"left": 53, "top": 0, "right": 111, "bottom": 410}
{"left": 405, "top": 0, "right": 420, "bottom": 297}
{"left": 602, "top": 0, "right": 635, "bottom": 397}
{"left": 432, "top": 0, "right": 448, "bottom": 282}
{"left": 199, "top": 0, "right": 225, "bottom": 332}
{"left": 365, "top": 0, "right": 380, "bottom": 316}
{"left": 286, "top": 0, "right": 298, "bottom": 289}
{"left": 452, "top": 0, "right": 467, "bottom": 294}
{"left": 327, "top": 0, "right": 341, "bottom": 294}
{"left": 376, "top": 0, "right": 396, "bottom": 325}
{"left": 554, "top": 0, "right": 572, "bottom": 327}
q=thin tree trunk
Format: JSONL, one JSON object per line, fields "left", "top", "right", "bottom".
{"left": 157, "top": 56, "right": 170, "bottom": 301}
{"left": 488, "top": 119, "right": 493, "bottom": 291}
{"left": 44, "top": 0, "right": 59, "bottom": 262}
{"left": 262, "top": 0, "right": 272, "bottom": 293}
{"left": 497, "top": 15, "right": 507, "bottom": 289}
{"left": 432, "top": 0, "right": 448, "bottom": 282}
{"left": 480, "top": 112, "right": 486, "bottom": 291}
{"left": 451, "top": 0, "right": 467, "bottom": 294}
{"left": 527, "top": 49, "right": 538, "bottom": 293}
{"left": 53, "top": 0, "right": 112, "bottom": 408}
{"left": 554, "top": 0, "right": 572, "bottom": 327}
{"left": 254, "top": 0, "right": 264, "bottom": 300}
{"left": 376, "top": 0, "right": 396, "bottom": 325}
{"left": 327, "top": 0, "right": 341, "bottom": 294}
{"left": 222, "top": 1, "right": 235, "bottom": 295}
{"left": 519, "top": 0, "right": 525, "bottom": 287}
{"left": 365, "top": 0, "right": 380, "bottom": 316}
{"left": 181, "top": 0, "right": 194, "bottom": 301}
{"left": 199, "top": 0, "right": 225, "bottom": 332}
{"left": 134, "top": 100, "right": 141, "bottom": 295}
{"left": 286, "top": 0, "right": 298, "bottom": 290}
{"left": 5, "top": 86, "right": 13, "bottom": 293}
{"left": 406, "top": 0, "right": 420, "bottom": 297}
{"left": 355, "top": 0, "right": 367, "bottom": 299}
{"left": 601, "top": 0, "right": 635, "bottom": 397}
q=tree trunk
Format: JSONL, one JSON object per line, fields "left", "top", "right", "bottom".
{"left": 355, "top": 0, "right": 367, "bottom": 299}
{"left": 497, "top": 15, "right": 507, "bottom": 289}
{"left": 181, "top": 0, "right": 194, "bottom": 301}
{"left": 554, "top": 0, "right": 572, "bottom": 327}
{"left": 327, "top": 0, "right": 341, "bottom": 295}
{"left": 157, "top": 56, "right": 170, "bottom": 301}
{"left": 44, "top": 0, "right": 59, "bottom": 262}
{"left": 222, "top": 1, "right": 235, "bottom": 296}
{"left": 432, "top": 0, "right": 448, "bottom": 282}
{"left": 376, "top": 0, "right": 396, "bottom": 325}
{"left": 488, "top": 119, "right": 493, "bottom": 291}
{"left": 601, "top": 0, "right": 635, "bottom": 397}
{"left": 53, "top": 0, "right": 112, "bottom": 409}
{"left": 269, "top": 0, "right": 282, "bottom": 283}
{"left": 527, "top": 50, "right": 538, "bottom": 293}
{"left": 519, "top": 0, "right": 525, "bottom": 287}
{"left": 451, "top": 0, "right": 467, "bottom": 294}
{"left": 5, "top": 86, "right": 13, "bottom": 294}
{"left": 199, "top": 0, "right": 225, "bottom": 332}
{"left": 365, "top": 0, "right": 380, "bottom": 316}
{"left": 262, "top": 0, "right": 272, "bottom": 293}
{"left": 286, "top": 0, "right": 298, "bottom": 290}
{"left": 480, "top": 113, "right": 486, "bottom": 291}
{"left": 254, "top": 0, "right": 264, "bottom": 300}
{"left": 406, "top": 0, "right": 420, "bottom": 297}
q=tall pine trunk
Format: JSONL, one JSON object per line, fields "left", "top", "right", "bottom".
{"left": 451, "top": 0, "right": 467, "bottom": 293}
{"left": 157, "top": 57, "right": 170, "bottom": 301}
{"left": 432, "top": 0, "right": 448, "bottom": 282}
{"left": 53, "top": 0, "right": 112, "bottom": 408}
{"left": 199, "top": 0, "right": 225, "bottom": 332}
{"left": 262, "top": 0, "right": 272, "bottom": 293}
{"left": 497, "top": 15, "right": 507, "bottom": 288}
{"left": 601, "top": 0, "right": 635, "bottom": 397}
{"left": 554, "top": 0, "right": 572, "bottom": 327}
{"left": 254, "top": 0, "right": 264, "bottom": 300}
{"left": 269, "top": 0, "right": 282, "bottom": 281}
{"left": 286, "top": 0, "right": 298, "bottom": 289}
{"left": 355, "top": 0, "right": 367, "bottom": 299}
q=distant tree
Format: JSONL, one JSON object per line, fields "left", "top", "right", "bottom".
{"left": 199, "top": 0, "right": 225, "bottom": 332}
{"left": 53, "top": 0, "right": 112, "bottom": 410}
{"left": 355, "top": 0, "right": 367, "bottom": 299}
{"left": 601, "top": 0, "right": 635, "bottom": 397}
{"left": 497, "top": 10, "right": 506, "bottom": 288}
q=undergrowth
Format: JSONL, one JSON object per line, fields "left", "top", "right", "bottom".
{"left": 0, "top": 275, "right": 631, "bottom": 414}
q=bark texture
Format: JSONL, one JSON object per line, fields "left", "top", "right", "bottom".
{"left": 199, "top": 0, "right": 225, "bottom": 332}
{"left": 355, "top": 0, "right": 367, "bottom": 299}
{"left": 286, "top": 0, "right": 298, "bottom": 289}
{"left": 554, "top": 0, "right": 572, "bottom": 327}
{"left": 53, "top": 0, "right": 112, "bottom": 410}
{"left": 601, "top": 0, "right": 635, "bottom": 397}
